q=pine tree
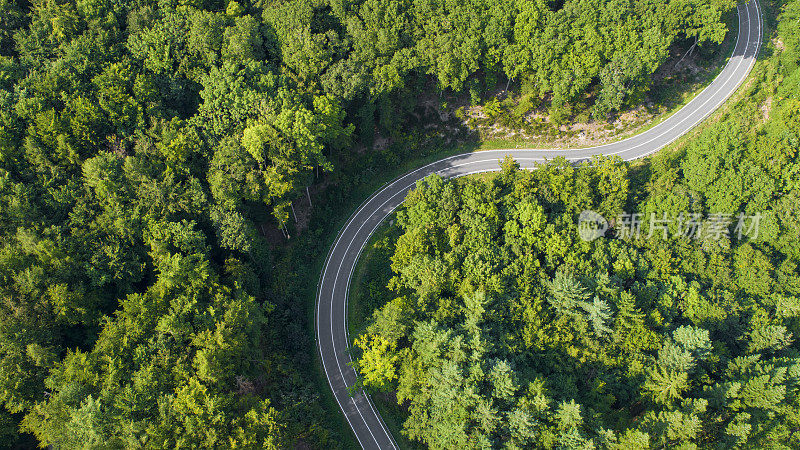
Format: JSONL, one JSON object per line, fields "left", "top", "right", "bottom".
{"left": 643, "top": 366, "right": 689, "bottom": 406}
{"left": 580, "top": 297, "right": 614, "bottom": 337}
{"left": 548, "top": 271, "right": 590, "bottom": 316}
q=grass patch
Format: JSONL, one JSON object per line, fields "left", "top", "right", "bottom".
{"left": 348, "top": 220, "right": 401, "bottom": 340}
{"left": 346, "top": 217, "right": 422, "bottom": 449}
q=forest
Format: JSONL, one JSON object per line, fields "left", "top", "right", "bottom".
{"left": 0, "top": 0, "right": 765, "bottom": 448}
{"left": 354, "top": 0, "right": 800, "bottom": 447}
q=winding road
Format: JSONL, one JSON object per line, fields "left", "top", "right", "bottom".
{"left": 316, "top": 2, "right": 762, "bottom": 448}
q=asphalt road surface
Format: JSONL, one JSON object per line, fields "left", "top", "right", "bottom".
{"left": 316, "top": 2, "right": 762, "bottom": 448}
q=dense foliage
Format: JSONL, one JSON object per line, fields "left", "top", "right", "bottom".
{"left": 267, "top": 0, "right": 735, "bottom": 118}
{"left": 0, "top": 0, "right": 739, "bottom": 447}
{"left": 355, "top": 2, "right": 800, "bottom": 447}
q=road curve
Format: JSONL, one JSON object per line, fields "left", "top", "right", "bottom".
{"left": 316, "top": 2, "right": 762, "bottom": 448}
